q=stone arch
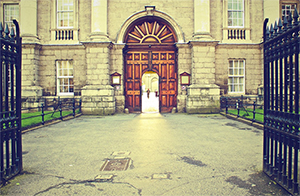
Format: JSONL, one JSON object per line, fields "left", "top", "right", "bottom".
{"left": 116, "top": 8, "right": 185, "bottom": 44}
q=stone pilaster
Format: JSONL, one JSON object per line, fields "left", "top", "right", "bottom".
{"left": 176, "top": 43, "right": 191, "bottom": 113}
{"left": 20, "top": 0, "right": 39, "bottom": 43}
{"left": 186, "top": 41, "right": 220, "bottom": 113}
{"left": 193, "top": 0, "right": 212, "bottom": 41}
{"left": 111, "top": 44, "right": 126, "bottom": 113}
{"left": 81, "top": 42, "right": 115, "bottom": 115}
{"left": 21, "top": 43, "right": 43, "bottom": 98}
{"left": 89, "top": 0, "right": 109, "bottom": 41}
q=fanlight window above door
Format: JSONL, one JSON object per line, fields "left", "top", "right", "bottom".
{"left": 125, "top": 20, "right": 177, "bottom": 44}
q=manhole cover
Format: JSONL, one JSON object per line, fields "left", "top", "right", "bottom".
{"left": 100, "top": 158, "right": 131, "bottom": 171}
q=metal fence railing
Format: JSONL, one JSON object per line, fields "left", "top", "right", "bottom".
{"left": 220, "top": 95, "right": 264, "bottom": 124}
{"left": 21, "top": 97, "right": 82, "bottom": 130}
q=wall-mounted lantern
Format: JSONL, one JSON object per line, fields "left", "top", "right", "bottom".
{"left": 180, "top": 72, "right": 190, "bottom": 91}
{"left": 111, "top": 72, "right": 121, "bottom": 86}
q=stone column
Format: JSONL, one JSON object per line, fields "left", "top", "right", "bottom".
{"left": 89, "top": 0, "right": 109, "bottom": 41}
{"left": 186, "top": 41, "right": 220, "bottom": 114}
{"left": 81, "top": 43, "right": 115, "bottom": 115}
{"left": 20, "top": 0, "right": 39, "bottom": 43}
{"left": 19, "top": 0, "right": 43, "bottom": 98}
{"left": 193, "top": 0, "right": 212, "bottom": 40}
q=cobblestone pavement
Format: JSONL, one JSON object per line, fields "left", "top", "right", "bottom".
{"left": 0, "top": 113, "right": 289, "bottom": 195}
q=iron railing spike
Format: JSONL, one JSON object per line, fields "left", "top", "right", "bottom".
{"left": 278, "top": 18, "right": 283, "bottom": 33}
{"left": 293, "top": 7, "right": 299, "bottom": 26}
{"left": 283, "top": 15, "right": 288, "bottom": 30}
{"left": 288, "top": 12, "right": 293, "bottom": 28}
{"left": 270, "top": 24, "right": 274, "bottom": 38}
{"left": 266, "top": 27, "right": 270, "bottom": 40}
{"left": 266, "top": 26, "right": 270, "bottom": 41}
{"left": 4, "top": 23, "right": 10, "bottom": 40}
{"left": 10, "top": 27, "right": 15, "bottom": 42}
{"left": 0, "top": 22, "right": 3, "bottom": 39}
{"left": 274, "top": 21, "right": 278, "bottom": 35}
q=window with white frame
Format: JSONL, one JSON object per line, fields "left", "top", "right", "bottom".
{"left": 228, "top": 0, "right": 244, "bottom": 27}
{"left": 56, "top": 60, "right": 74, "bottom": 95}
{"left": 228, "top": 59, "right": 245, "bottom": 93}
{"left": 281, "top": 2, "right": 298, "bottom": 20}
{"left": 57, "top": 0, "right": 74, "bottom": 28}
{"left": 3, "top": 4, "right": 19, "bottom": 30}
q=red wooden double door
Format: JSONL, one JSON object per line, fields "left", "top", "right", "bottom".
{"left": 125, "top": 50, "right": 177, "bottom": 113}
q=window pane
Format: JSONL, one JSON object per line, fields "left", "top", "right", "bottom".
{"left": 233, "top": 68, "right": 238, "bottom": 75}
{"left": 69, "top": 68, "right": 73, "bottom": 76}
{"left": 69, "top": 61, "right": 73, "bottom": 69}
{"left": 239, "top": 77, "right": 244, "bottom": 84}
{"left": 239, "top": 68, "right": 244, "bottom": 75}
{"left": 233, "top": 77, "right": 238, "bottom": 83}
{"left": 238, "top": 18, "right": 243, "bottom": 27}
{"left": 234, "top": 84, "right": 238, "bottom": 92}
{"left": 239, "top": 84, "right": 243, "bottom": 92}
{"left": 229, "top": 69, "right": 233, "bottom": 75}
{"left": 234, "top": 61, "right": 239, "bottom": 68}
{"left": 228, "top": 2, "right": 233, "bottom": 9}
{"left": 69, "top": 12, "right": 74, "bottom": 27}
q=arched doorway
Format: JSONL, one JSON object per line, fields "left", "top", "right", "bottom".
{"left": 142, "top": 71, "right": 159, "bottom": 113}
{"left": 124, "top": 18, "right": 178, "bottom": 113}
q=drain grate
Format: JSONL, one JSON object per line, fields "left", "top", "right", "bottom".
{"left": 100, "top": 158, "right": 131, "bottom": 171}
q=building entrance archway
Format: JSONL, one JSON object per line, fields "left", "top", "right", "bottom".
{"left": 142, "top": 71, "right": 159, "bottom": 113}
{"left": 124, "top": 18, "right": 177, "bottom": 113}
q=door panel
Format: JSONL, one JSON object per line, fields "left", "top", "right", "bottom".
{"left": 125, "top": 52, "right": 143, "bottom": 112}
{"left": 152, "top": 51, "right": 177, "bottom": 113}
{"left": 125, "top": 50, "right": 177, "bottom": 113}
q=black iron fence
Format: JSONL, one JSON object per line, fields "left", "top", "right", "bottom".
{"left": 21, "top": 97, "right": 82, "bottom": 129}
{"left": 263, "top": 9, "right": 299, "bottom": 195}
{"left": 220, "top": 95, "right": 264, "bottom": 124}
{"left": 0, "top": 21, "right": 22, "bottom": 186}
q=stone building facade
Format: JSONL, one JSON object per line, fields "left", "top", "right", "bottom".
{"left": 1, "top": 0, "right": 299, "bottom": 114}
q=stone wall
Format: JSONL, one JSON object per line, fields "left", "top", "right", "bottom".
{"left": 215, "top": 44, "right": 263, "bottom": 95}
{"left": 38, "top": 45, "right": 86, "bottom": 96}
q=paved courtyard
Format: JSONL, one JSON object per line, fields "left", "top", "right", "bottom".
{"left": 1, "top": 113, "right": 288, "bottom": 195}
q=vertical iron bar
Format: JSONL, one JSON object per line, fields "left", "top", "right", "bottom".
{"left": 225, "top": 97, "right": 228, "bottom": 114}
{"left": 237, "top": 99, "right": 240, "bottom": 117}
{"left": 79, "top": 99, "right": 82, "bottom": 113}
{"left": 278, "top": 134, "right": 283, "bottom": 182}
{"left": 253, "top": 101, "right": 256, "bottom": 123}
{"left": 72, "top": 98, "right": 75, "bottom": 117}
{"left": 41, "top": 103, "right": 44, "bottom": 125}
{"left": 287, "top": 32, "right": 294, "bottom": 189}
{"left": 59, "top": 97, "right": 62, "bottom": 120}
{"left": 10, "top": 44, "right": 16, "bottom": 174}
{"left": 0, "top": 37, "right": 4, "bottom": 183}
{"left": 14, "top": 20, "right": 22, "bottom": 173}
{"left": 263, "top": 18, "right": 270, "bottom": 173}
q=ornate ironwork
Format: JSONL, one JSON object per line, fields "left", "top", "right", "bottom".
{"left": 0, "top": 20, "right": 22, "bottom": 186}
{"left": 263, "top": 8, "right": 299, "bottom": 195}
